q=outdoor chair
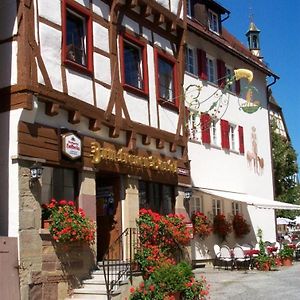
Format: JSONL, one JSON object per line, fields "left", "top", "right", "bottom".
{"left": 213, "top": 244, "right": 221, "bottom": 268}
{"left": 219, "top": 245, "right": 234, "bottom": 270}
{"left": 233, "top": 246, "right": 251, "bottom": 270}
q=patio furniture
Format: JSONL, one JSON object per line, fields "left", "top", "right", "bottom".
{"left": 219, "top": 245, "right": 234, "bottom": 270}
{"left": 244, "top": 249, "right": 260, "bottom": 269}
{"left": 213, "top": 244, "right": 221, "bottom": 268}
{"left": 233, "top": 246, "right": 251, "bottom": 270}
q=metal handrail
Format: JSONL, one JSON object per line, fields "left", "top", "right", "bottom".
{"left": 102, "top": 227, "right": 139, "bottom": 300}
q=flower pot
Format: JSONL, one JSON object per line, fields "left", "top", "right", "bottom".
{"left": 275, "top": 257, "right": 282, "bottom": 266}
{"left": 258, "top": 262, "right": 270, "bottom": 271}
{"left": 281, "top": 258, "right": 293, "bottom": 266}
{"left": 42, "top": 219, "right": 52, "bottom": 229}
{"left": 164, "top": 292, "right": 181, "bottom": 300}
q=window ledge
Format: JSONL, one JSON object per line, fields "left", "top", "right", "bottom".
{"left": 185, "top": 71, "right": 198, "bottom": 79}
{"left": 158, "top": 99, "right": 179, "bottom": 113}
{"left": 63, "top": 60, "right": 93, "bottom": 77}
{"left": 123, "top": 84, "right": 149, "bottom": 99}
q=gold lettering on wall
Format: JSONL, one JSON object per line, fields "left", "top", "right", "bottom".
{"left": 90, "top": 142, "right": 177, "bottom": 174}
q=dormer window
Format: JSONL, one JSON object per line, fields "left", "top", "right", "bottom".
{"left": 208, "top": 9, "right": 219, "bottom": 34}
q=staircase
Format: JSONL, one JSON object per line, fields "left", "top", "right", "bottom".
{"left": 66, "top": 228, "right": 139, "bottom": 300}
{"left": 67, "top": 261, "right": 129, "bottom": 300}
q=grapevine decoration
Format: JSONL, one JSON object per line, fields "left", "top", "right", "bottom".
{"left": 184, "top": 69, "right": 261, "bottom": 133}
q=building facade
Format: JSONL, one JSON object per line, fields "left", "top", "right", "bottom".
{"left": 184, "top": 0, "right": 281, "bottom": 260}
{"left": 0, "top": 0, "right": 190, "bottom": 298}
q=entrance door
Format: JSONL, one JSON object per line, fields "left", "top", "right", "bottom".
{"left": 96, "top": 175, "right": 122, "bottom": 261}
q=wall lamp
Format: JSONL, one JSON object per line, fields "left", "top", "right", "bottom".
{"left": 29, "top": 162, "right": 43, "bottom": 187}
{"left": 184, "top": 188, "right": 193, "bottom": 200}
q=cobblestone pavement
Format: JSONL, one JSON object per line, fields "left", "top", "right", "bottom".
{"left": 193, "top": 261, "right": 300, "bottom": 300}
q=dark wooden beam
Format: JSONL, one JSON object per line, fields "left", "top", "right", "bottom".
{"left": 68, "top": 110, "right": 81, "bottom": 124}
{"left": 45, "top": 102, "right": 59, "bottom": 116}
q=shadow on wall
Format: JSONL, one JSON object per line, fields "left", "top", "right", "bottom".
{"left": 53, "top": 241, "right": 96, "bottom": 289}
{"left": 191, "top": 207, "right": 258, "bottom": 260}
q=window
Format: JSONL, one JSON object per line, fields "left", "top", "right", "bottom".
{"left": 155, "top": 49, "right": 178, "bottom": 108}
{"left": 119, "top": 33, "right": 148, "bottom": 95}
{"left": 207, "top": 56, "right": 216, "bottom": 84}
{"left": 210, "top": 119, "right": 220, "bottom": 146}
{"left": 225, "top": 65, "right": 234, "bottom": 91}
{"left": 229, "top": 124, "right": 237, "bottom": 151}
{"left": 232, "top": 202, "right": 241, "bottom": 215}
{"left": 190, "top": 195, "right": 204, "bottom": 216}
{"left": 187, "top": 0, "right": 193, "bottom": 18}
{"left": 63, "top": 0, "right": 93, "bottom": 73}
{"left": 188, "top": 111, "right": 201, "bottom": 141}
{"left": 212, "top": 199, "right": 222, "bottom": 217}
{"left": 41, "top": 167, "right": 78, "bottom": 205}
{"left": 139, "top": 181, "right": 175, "bottom": 215}
{"left": 208, "top": 10, "right": 219, "bottom": 34}
{"left": 185, "top": 47, "right": 196, "bottom": 75}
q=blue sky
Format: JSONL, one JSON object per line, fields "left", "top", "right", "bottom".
{"left": 220, "top": 0, "right": 300, "bottom": 172}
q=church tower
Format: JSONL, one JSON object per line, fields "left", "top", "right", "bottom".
{"left": 246, "top": 21, "right": 262, "bottom": 59}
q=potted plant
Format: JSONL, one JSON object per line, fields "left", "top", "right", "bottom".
{"left": 41, "top": 203, "right": 52, "bottom": 228}
{"left": 254, "top": 228, "right": 274, "bottom": 271}
{"left": 213, "top": 214, "right": 232, "bottom": 241}
{"left": 278, "top": 244, "right": 294, "bottom": 266}
{"left": 129, "top": 261, "right": 209, "bottom": 300}
{"left": 46, "top": 199, "right": 96, "bottom": 245}
{"left": 232, "top": 214, "right": 250, "bottom": 238}
{"left": 191, "top": 211, "right": 212, "bottom": 240}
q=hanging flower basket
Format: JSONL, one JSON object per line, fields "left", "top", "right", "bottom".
{"left": 213, "top": 214, "right": 232, "bottom": 241}
{"left": 191, "top": 211, "right": 212, "bottom": 240}
{"left": 232, "top": 214, "right": 250, "bottom": 237}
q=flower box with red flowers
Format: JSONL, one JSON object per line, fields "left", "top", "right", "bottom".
{"left": 44, "top": 199, "right": 96, "bottom": 245}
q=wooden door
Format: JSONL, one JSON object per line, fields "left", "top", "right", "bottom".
{"left": 96, "top": 176, "right": 122, "bottom": 261}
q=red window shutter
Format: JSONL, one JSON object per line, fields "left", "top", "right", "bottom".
{"left": 197, "top": 49, "right": 208, "bottom": 80}
{"left": 201, "top": 113, "right": 211, "bottom": 144}
{"left": 235, "top": 79, "right": 241, "bottom": 95}
{"left": 238, "top": 126, "right": 245, "bottom": 154}
{"left": 221, "top": 119, "right": 230, "bottom": 149}
{"left": 217, "top": 59, "right": 226, "bottom": 88}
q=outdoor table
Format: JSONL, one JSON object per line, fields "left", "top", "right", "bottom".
{"left": 266, "top": 246, "right": 278, "bottom": 254}
{"left": 288, "top": 243, "right": 296, "bottom": 249}
{"left": 244, "top": 249, "right": 260, "bottom": 269}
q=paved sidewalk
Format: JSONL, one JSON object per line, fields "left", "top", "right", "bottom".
{"left": 194, "top": 261, "right": 300, "bottom": 300}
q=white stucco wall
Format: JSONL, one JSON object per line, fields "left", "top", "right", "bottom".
{"left": 0, "top": 110, "right": 22, "bottom": 237}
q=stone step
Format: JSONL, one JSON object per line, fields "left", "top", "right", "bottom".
{"left": 66, "top": 294, "right": 108, "bottom": 300}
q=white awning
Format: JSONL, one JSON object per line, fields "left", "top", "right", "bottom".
{"left": 197, "top": 188, "right": 300, "bottom": 210}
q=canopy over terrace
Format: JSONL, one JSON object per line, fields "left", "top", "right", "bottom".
{"left": 197, "top": 188, "right": 300, "bottom": 210}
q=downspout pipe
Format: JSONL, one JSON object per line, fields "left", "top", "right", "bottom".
{"left": 266, "top": 73, "right": 279, "bottom": 240}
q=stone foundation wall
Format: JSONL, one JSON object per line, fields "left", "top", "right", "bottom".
{"left": 18, "top": 161, "right": 96, "bottom": 300}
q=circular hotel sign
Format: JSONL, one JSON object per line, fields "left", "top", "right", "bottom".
{"left": 62, "top": 133, "right": 82, "bottom": 160}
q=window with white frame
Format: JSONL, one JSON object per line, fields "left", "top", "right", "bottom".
{"left": 207, "top": 56, "right": 216, "bottom": 84}
{"left": 185, "top": 46, "right": 197, "bottom": 75}
{"left": 212, "top": 199, "right": 222, "bottom": 216}
{"left": 225, "top": 65, "right": 234, "bottom": 91}
{"left": 232, "top": 202, "right": 241, "bottom": 215}
{"left": 187, "top": 0, "right": 193, "bottom": 18}
{"left": 208, "top": 10, "right": 219, "bottom": 34}
{"left": 190, "top": 195, "right": 204, "bottom": 216}
{"left": 210, "top": 118, "right": 220, "bottom": 146}
{"left": 188, "top": 111, "right": 201, "bottom": 141}
{"left": 229, "top": 123, "right": 237, "bottom": 151}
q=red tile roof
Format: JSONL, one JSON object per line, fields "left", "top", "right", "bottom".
{"left": 187, "top": 18, "right": 278, "bottom": 78}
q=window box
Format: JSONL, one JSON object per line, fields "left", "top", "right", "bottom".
{"left": 62, "top": 0, "right": 93, "bottom": 75}
{"left": 154, "top": 48, "right": 179, "bottom": 111}
{"left": 119, "top": 32, "right": 149, "bottom": 97}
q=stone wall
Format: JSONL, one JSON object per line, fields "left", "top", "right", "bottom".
{"left": 18, "top": 161, "right": 96, "bottom": 300}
